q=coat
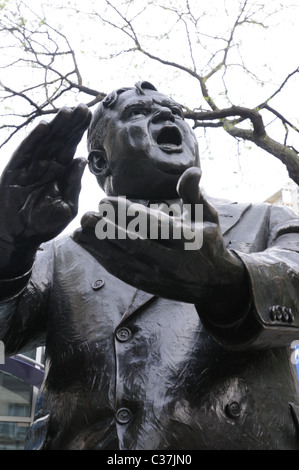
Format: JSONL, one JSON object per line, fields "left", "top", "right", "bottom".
{"left": 1, "top": 197, "right": 299, "bottom": 450}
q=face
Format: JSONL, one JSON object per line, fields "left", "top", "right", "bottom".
{"left": 94, "top": 89, "right": 200, "bottom": 199}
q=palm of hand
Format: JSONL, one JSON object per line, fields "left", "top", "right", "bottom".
{"left": 0, "top": 104, "right": 91, "bottom": 247}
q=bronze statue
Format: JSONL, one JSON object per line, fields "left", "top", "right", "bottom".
{"left": 0, "top": 81, "right": 299, "bottom": 450}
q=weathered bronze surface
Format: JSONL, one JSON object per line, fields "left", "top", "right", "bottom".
{"left": 0, "top": 81, "right": 299, "bottom": 449}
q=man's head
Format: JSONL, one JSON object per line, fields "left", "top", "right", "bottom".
{"left": 87, "top": 81, "right": 200, "bottom": 200}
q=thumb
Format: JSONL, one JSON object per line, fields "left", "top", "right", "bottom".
{"left": 177, "top": 167, "right": 202, "bottom": 205}
{"left": 177, "top": 167, "right": 219, "bottom": 224}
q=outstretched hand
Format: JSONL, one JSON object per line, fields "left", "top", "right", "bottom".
{"left": 73, "top": 167, "right": 249, "bottom": 315}
{"left": 0, "top": 104, "right": 92, "bottom": 249}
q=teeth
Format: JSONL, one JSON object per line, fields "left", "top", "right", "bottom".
{"left": 161, "top": 143, "right": 178, "bottom": 148}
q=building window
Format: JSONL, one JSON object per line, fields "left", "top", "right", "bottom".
{"left": 0, "top": 422, "right": 30, "bottom": 450}
{"left": 0, "top": 348, "right": 44, "bottom": 450}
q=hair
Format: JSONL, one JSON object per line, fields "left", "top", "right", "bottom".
{"left": 87, "top": 81, "right": 157, "bottom": 152}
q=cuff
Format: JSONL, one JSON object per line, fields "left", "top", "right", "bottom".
{"left": 0, "top": 267, "right": 33, "bottom": 301}
{"left": 196, "top": 299, "right": 263, "bottom": 351}
{"left": 199, "top": 247, "right": 299, "bottom": 350}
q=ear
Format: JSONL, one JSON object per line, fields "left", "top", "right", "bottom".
{"left": 88, "top": 149, "right": 110, "bottom": 177}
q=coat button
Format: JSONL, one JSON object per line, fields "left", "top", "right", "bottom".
{"left": 116, "top": 408, "right": 131, "bottom": 424}
{"left": 115, "top": 327, "right": 132, "bottom": 342}
{"left": 269, "top": 305, "right": 294, "bottom": 323}
{"left": 92, "top": 279, "right": 105, "bottom": 290}
{"left": 282, "top": 307, "right": 290, "bottom": 322}
{"left": 283, "top": 307, "right": 294, "bottom": 323}
{"left": 269, "top": 306, "right": 278, "bottom": 321}
{"left": 225, "top": 401, "right": 241, "bottom": 418}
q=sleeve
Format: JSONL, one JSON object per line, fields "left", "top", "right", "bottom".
{"left": 199, "top": 204, "right": 299, "bottom": 350}
{"left": 0, "top": 241, "right": 54, "bottom": 355}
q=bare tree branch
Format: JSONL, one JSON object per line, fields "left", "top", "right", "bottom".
{"left": 0, "top": 0, "right": 298, "bottom": 187}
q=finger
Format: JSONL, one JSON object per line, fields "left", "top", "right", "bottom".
{"left": 177, "top": 167, "right": 218, "bottom": 224}
{"left": 48, "top": 106, "right": 73, "bottom": 137}
{"left": 74, "top": 234, "right": 203, "bottom": 302}
{"left": 62, "top": 158, "right": 88, "bottom": 214}
{"left": 80, "top": 211, "right": 102, "bottom": 230}
{"left": 8, "top": 107, "right": 79, "bottom": 173}
{"left": 40, "top": 107, "right": 76, "bottom": 163}
{"left": 60, "top": 104, "right": 92, "bottom": 148}
{"left": 7, "top": 121, "right": 50, "bottom": 171}
{"left": 36, "top": 105, "right": 91, "bottom": 165}
{"left": 46, "top": 104, "right": 91, "bottom": 142}
{"left": 73, "top": 225, "right": 170, "bottom": 280}
{"left": 54, "top": 105, "right": 92, "bottom": 166}
{"left": 98, "top": 223, "right": 177, "bottom": 267}
{"left": 68, "top": 103, "right": 92, "bottom": 132}
{"left": 72, "top": 228, "right": 162, "bottom": 290}
{"left": 82, "top": 234, "right": 198, "bottom": 303}
{"left": 6, "top": 105, "right": 91, "bottom": 174}
{"left": 177, "top": 166, "right": 202, "bottom": 205}
{"left": 98, "top": 197, "right": 184, "bottom": 248}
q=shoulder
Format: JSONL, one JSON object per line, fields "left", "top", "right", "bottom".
{"left": 36, "top": 233, "right": 89, "bottom": 267}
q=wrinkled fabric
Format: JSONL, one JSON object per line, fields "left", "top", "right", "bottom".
{"left": 1, "top": 199, "right": 299, "bottom": 450}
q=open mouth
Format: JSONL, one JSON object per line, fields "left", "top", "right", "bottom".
{"left": 157, "top": 126, "right": 182, "bottom": 153}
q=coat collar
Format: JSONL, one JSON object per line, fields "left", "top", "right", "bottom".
{"left": 208, "top": 197, "right": 252, "bottom": 235}
{"left": 120, "top": 289, "right": 156, "bottom": 323}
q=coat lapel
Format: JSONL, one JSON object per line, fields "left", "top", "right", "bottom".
{"left": 120, "top": 289, "right": 156, "bottom": 323}
{"left": 209, "top": 197, "right": 252, "bottom": 235}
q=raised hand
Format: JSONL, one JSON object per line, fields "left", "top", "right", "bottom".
{"left": 0, "top": 104, "right": 92, "bottom": 276}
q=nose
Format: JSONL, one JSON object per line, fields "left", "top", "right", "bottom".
{"left": 151, "top": 107, "right": 175, "bottom": 124}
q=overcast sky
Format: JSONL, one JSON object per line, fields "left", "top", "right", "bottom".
{"left": 1, "top": 0, "right": 298, "bottom": 232}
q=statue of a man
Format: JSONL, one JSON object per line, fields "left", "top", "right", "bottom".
{"left": 0, "top": 81, "right": 299, "bottom": 450}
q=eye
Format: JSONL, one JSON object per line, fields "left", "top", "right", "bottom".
{"left": 128, "top": 108, "right": 149, "bottom": 118}
{"left": 171, "top": 107, "right": 184, "bottom": 118}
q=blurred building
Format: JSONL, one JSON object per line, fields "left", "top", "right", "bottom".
{"left": 265, "top": 180, "right": 299, "bottom": 215}
{"left": 0, "top": 348, "right": 44, "bottom": 449}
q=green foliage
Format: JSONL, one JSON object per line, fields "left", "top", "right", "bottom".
{"left": 0, "top": 0, "right": 9, "bottom": 9}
